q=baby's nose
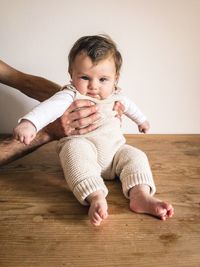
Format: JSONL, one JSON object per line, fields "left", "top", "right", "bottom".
{"left": 89, "top": 80, "right": 99, "bottom": 90}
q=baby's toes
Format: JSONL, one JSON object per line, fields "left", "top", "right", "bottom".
{"left": 167, "top": 206, "right": 174, "bottom": 218}
{"left": 156, "top": 208, "right": 167, "bottom": 220}
{"left": 98, "top": 208, "right": 108, "bottom": 219}
{"left": 92, "top": 212, "right": 102, "bottom": 226}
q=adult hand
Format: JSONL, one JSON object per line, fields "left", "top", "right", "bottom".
{"left": 45, "top": 100, "right": 125, "bottom": 139}
{"left": 45, "top": 99, "right": 100, "bottom": 139}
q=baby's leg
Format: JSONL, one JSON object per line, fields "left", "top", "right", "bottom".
{"left": 14, "top": 119, "right": 37, "bottom": 145}
{"left": 113, "top": 144, "right": 174, "bottom": 220}
{"left": 59, "top": 138, "right": 108, "bottom": 226}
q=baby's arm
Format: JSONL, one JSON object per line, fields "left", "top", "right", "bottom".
{"left": 121, "top": 95, "right": 150, "bottom": 133}
{"left": 14, "top": 89, "right": 74, "bottom": 145}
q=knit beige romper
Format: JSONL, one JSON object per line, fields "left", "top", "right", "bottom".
{"left": 57, "top": 87, "right": 156, "bottom": 205}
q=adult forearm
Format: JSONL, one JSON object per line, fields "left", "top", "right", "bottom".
{"left": 0, "top": 130, "right": 52, "bottom": 166}
{"left": 0, "top": 60, "right": 61, "bottom": 101}
{"left": 17, "top": 74, "right": 62, "bottom": 102}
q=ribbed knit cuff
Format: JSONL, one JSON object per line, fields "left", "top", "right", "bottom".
{"left": 121, "top": 172, "right": 156, "bottom": 199}
{"left": 73, "top": 177, "right": 108, "bottom": 205}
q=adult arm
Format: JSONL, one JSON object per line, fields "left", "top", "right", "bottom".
{"left": 0, "top": 60, "right": 61, "bottom": 101}
{"left": 0, "top": 60, "right": 63, "bottom": 166}
{"left": 0, "top": 131, "right": 52, "bottom": 167}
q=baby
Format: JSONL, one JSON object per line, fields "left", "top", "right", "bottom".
{"left": 14, "top": 35, "right": 174, "bottom": 226}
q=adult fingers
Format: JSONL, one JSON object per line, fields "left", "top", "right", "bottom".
{"left": 70, "top": 123, "right": 98, "bottom": 135}
{"left": 69, "top": 106, "right": 99, "bottom": 122}
{"left": 66, "top": 99, "right": 96, "bottom": 113}
{"left": 69, "top": 112, "right": 101, "bottom": 129}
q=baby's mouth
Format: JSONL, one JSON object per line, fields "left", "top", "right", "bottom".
{"left": 87, "top": 93, "right": 101, "bottom": 99}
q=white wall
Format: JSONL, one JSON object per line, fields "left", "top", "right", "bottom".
{"left": 0, "top": 0, "right": 200, "bottom": 134}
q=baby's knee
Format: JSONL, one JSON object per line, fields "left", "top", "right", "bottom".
{"left": 58, "top": 138, "right": 97, "bottom": 163}
{"left": 120, "top": 144, "right": 148, "bottom": 160}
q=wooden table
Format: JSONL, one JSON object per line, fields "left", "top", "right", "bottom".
{"left": 0, "top": 134, "right": 200, "bottom": 267}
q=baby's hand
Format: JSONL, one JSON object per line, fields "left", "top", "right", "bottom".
{"left": 138, "top": 120, "right": 150, "bottom": 134}
{"left": 14, "top": 119, "right": 37, "bottom": 145}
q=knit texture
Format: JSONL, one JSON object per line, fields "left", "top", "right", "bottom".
{"left": 58, "top": 86, "right": 156, "bottom": 205}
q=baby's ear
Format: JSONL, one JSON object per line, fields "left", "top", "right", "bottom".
{"left": 68, "top": 71, "right": 73, "bottom": 83}
{"left": 115, "top": 73, "right": 120, "bottom": 84}
{"left": 68, "top": 68, "right": 72, "bottom": 78}
{"left": 114, "top": 81, "right": 119, "bottom": 90}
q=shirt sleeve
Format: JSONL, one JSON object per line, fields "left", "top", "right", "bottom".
{"left": 120, "top": 95, "right": 147, "bottom": 125}
{"left": 19, "top": 89, "right": 75, "bottom": 132}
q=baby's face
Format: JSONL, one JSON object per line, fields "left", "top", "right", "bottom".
{"left": 70, "top": 53, "right": 118, "bottom": 100}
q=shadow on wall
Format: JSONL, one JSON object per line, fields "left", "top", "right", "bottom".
{"left": 0, "top": 85, "right": 38, "bottom": 134}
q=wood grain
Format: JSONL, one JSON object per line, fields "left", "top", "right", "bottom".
{"left": 0, "top": 134, "right": 200, "bottom": 267}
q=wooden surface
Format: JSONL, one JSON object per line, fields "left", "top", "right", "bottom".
{"left": 0, "top": 134, "right": 200, "bottom": 267}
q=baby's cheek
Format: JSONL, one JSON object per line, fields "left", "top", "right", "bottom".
{"left": 101, "top": 88, "right": 113, "bottom": 99}
{"left": 75, "top": 82, "right": 87, "bottom": 95}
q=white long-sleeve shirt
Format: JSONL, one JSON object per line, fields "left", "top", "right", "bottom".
{"left": 20, "top": 84, "right": 147, "bottom": 132}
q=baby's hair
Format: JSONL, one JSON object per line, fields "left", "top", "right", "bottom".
{"left": 68, "top": 34, "right": 122, "bottom": 76}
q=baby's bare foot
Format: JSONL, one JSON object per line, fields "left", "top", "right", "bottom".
{"left": 129, "top": 185, "right": 174, "bottom": 220}
{"left": 87, "top": 191, "right": 108, "bottom": 226}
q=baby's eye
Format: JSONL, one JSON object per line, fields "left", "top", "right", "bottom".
{"left": 99, "top": 78, "right": 107, "bottom": 82}
{"left": 81, "top": 76, "right": 89, "bottom": 80}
